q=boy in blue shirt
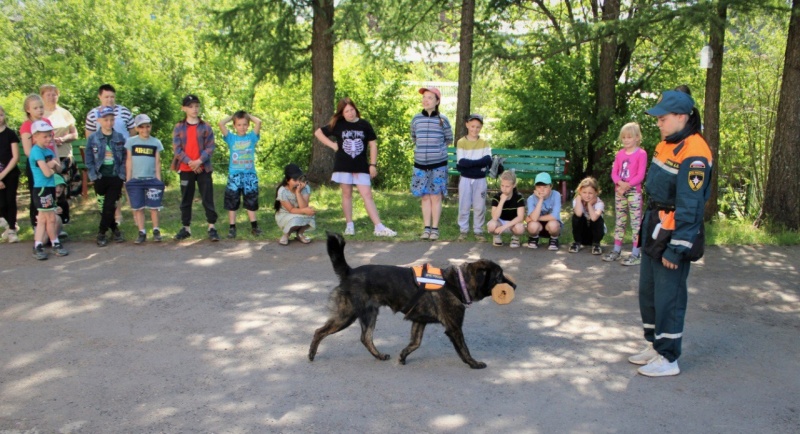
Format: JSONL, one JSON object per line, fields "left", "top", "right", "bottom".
{"left": 219, "top": 110, "right": 262, "bottom": 238}
{"left": 29, "top": 120, "right": 67, "bottom": 259}
{"left": 525, "top": 172, "right": 562, "bottom": 250}
{"left": 125, "top": 114, "right": 165, "bottom": 244}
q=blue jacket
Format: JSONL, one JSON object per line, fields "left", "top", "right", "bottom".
{"left": 85, "top": 130, "right": 127, "bottom": 181}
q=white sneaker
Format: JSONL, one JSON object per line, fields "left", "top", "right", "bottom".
{"left": 628, "top": 343, "right": 658, "bottom": 365}
{"left": 6, "top": 230, "right": 19, "bottom": 243}
{"left": 373, "top": 227, "right": 397, "bottom": 237}
{"left": 637, "top": 355, "right": 680, "bottom": 377}
{"left": 0, "top": 217, "right": 7, "bottom": 230}
{"left": 344, "top": 225, "right": 355, "bottom": 236}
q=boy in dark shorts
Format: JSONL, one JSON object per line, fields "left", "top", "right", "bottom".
{"left": 218, "top": 110, "right": 262, "bottom": 238}
{"left": 125, "top": 114, "right": 165, "bottom": 244}
{"left": 29, "top": 120, "right": 67, "bottom": 259}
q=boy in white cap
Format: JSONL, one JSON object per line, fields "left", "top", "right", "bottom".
{"left": 125, "top": 114, "right": 165, "bottom": 244}
{"left": 29, "top": 120, "right": 66, "bottom": 259}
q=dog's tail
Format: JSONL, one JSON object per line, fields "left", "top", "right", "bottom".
{"left": 326, "top": 231, "right": 350, "bottom": 280}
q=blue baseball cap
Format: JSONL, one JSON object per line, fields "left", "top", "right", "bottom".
{"left": 98, "top": 106, "right": 115, "bottom": 118}
{"left": 646, "top": 90, "right": 695, "bottom": 116}
{"left": 535, "top": 172, "right": 552, "bottom": 185}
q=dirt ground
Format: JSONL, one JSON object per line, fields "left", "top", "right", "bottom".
{"left": 0, "top": 237, "right": 798, "bottom": 433}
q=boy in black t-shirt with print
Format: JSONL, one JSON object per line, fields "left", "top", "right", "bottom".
{"left": 487, "top": 170, "right": 526, "bottom": 248}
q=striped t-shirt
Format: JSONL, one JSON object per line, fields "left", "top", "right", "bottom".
{"left": 410, "top": 110, "right": 453, "bottom": 168}
{"left": 84, "top": 104, "right": 134, "bottom": 139}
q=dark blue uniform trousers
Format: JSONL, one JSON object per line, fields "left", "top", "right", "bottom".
{"left": 638, "top": 252, "right": 691, "bottom": 362}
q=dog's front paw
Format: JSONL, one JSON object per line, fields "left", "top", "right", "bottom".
{"left": 379, "top": 354, "right": 391, "bottom": 361}
{"left": 469, "top": 361, "right": 487, "bottom": 369}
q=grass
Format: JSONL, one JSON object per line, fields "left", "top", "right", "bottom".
{"left": 5, "top": 178, "right": 799, "bottom": 246}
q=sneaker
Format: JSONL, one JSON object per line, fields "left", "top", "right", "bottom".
{"left": 344, "top": 225, "right": 355, "bottom": 236}
{"left": 628, "top": 343, "right": 658, "bottom": 365}
{"left": 32, "top": 245, "right": 48, "bottom": 260}
{"left": 603, "top": 251, "right": 622, "bottom": 262}
{"left": 208, "top": 228, "right": 220, "bottom": 241}
{"left": 251, "top": 227, "right": 263, "bottom": 236}
{"left": 1, "top": 228, "right": 7, "bottom": 240}
{"left": 227, "top": 227, "right": 237, "bottom": 239}
{"left": 113, "top": 229, "right": 124, "bottom": 243}
{"left": 374, "top": 227, "right": 397, "bottom": 237}
{"left": 0, "top": 217, "right": 7, "bottom": 230}
{"left": 510, "top": 236, "right": 520, "bottom": 248}
{"left": 492, "top": 235, "right": 503, "bottom": 246}
{"left": 429, "top": 229, "right": 439, "bottom": 241}
{"left": 174, "top": 227, "right": 191, "bottom": 241}
{"left": 152, "top": 229, "right": 162, "bottom": 242}
{"left": 527, "top": 237, "right": 539, "bottom": 249}
{"left": 474, "top": 233, "right": 486, "bottom": 243}
{"left": 96, "top": 233, "right": 108, "bottom": 247}
{"left": 420, "top": 228, "right": 431, "bottom": 240}
{"left": 592, "top": 244, "right": 603, "bottom": 255}
{"left": 135, "top": 232, "right": 146, "bottom": 244}
{"left": 6, "top": 230, "right": 19, "bottom": 243}
{"left": 52, "top": 242, "right": 69, "bottom": 257}
{"left": 548, "top": 238, "right": 559, "bottom": 251}
{"left": 622, "top": 254, "right": 641, "bottom": 266}
{"left": 568, "top": 242, "right": 582, "bottom": 253}
{"left": 458, "top": 232, "right": 468, "bottom": 241}
{"left": 637, "top": 355, "right": 680, "bottom": 377}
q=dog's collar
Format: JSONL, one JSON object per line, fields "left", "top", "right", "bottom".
{"left": 456, "top": 265, "right": 472, "bottom": 306}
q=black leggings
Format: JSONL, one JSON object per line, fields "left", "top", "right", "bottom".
{"left": 571, "top": 214, "right": 605, "bottom": 245}
{"left": 0, "top": 168, "right": 20, "bottom": 229}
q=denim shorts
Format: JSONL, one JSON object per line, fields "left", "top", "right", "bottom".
{"left": 126, "top": 178, "right": 165, "bottom": 210}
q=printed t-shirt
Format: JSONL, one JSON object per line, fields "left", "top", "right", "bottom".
{"left": 223, "top": 131, "right": 259, "bottom": 174}
{"left": 125, "top": 136, "right": 164, "bottom": 179}
{"left": 29, "top": 145, "right": 56, "bottom": 187}
{"left": 320, "top": 119, "right": 377, "bottom": 174}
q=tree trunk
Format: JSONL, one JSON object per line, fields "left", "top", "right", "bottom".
{"left": 588, "top": 0, "right": 619, "bottom": 177}
{"left": 455, "top": 0, "right": 475, "bottom": 140}
{"left": 762, "top": 0, "right": 800, "bottom": 229}
{"left": 308, "top": 0, "right": 336, "bottom": 185}
{"left": 703, "top": 2, "right": 727, "bottom": 222}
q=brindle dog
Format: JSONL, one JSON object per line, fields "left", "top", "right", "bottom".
{"left": 308, "top": 232, "right": 517, "bottom": 369}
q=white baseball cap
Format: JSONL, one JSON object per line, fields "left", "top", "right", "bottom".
{"left": 31, "top": 120, "right": 54, "bottom": 134}
{"left": 134, "top": 114, "right": 152, "bottom": 127}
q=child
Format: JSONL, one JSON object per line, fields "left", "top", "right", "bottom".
{"left": 569, "top": 177, "right": 606, "bottom": 255}
{"left": 410, "top": 87, "right": 453, "bottom": 241}
{"left": 525, "top": 172, "right": 563, "bottom": 250}
{"left": 487, "top": 170, "right": 526, "bottom": 247}
{"left": 53, "top": 174, "right": 70, "bottom": 239}
{"left": 85, "top": 106, "right": 127, "bottom": 247}
{"left": 274, "top": 163, "right": 316, "bottom": 245}
{"left": 604, "top": 122, "right": 647, "bottom": 265}
{"left": 19, "top": 94, "right": 55, "bottom": 230}
{"left": 28, "top": 121, "right": 66, "bottom": 259}
{"left": 456, "top": 113, "right": 492, "bottom": 241}
{"left": 219, "top": 110, "right": 262, "bottom": 238}
{"left": 172, "top": 95, "right": 219, "bottom": 241}
{"left": 125, "top": 114, "right": 165, "bottom": 244}
{"left": 314, "top": 97, "right": 396, "bottom": 237}
{"left": 0, "top": 105, "right": 21, "bottom": 243}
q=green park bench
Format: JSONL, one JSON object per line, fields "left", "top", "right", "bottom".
{"left": 17, "top": 139, "right": 89, "bottom": 198}
{"left": 447, "top": 147, "right": 572, "bottom": 201}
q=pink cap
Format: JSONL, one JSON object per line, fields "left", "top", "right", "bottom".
{"left": 418, "top": 87, "right": 441, "bottom": 100}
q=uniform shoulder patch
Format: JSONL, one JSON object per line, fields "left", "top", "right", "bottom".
{"left": 689, "top": 160, "right": 706, "bottom": 169}
{"left": 688, "top": 169, "right": 704, "bottom": 191}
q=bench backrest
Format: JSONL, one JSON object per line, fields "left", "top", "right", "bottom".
{"left": 447, "top": 147, "right": 570, "bottom": 180}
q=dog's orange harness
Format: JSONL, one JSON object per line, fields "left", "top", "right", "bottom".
{"left": 412, "top": 264, "right": 445, "bottom": 291}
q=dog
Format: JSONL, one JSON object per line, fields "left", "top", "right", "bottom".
{"left": 308, "top": 232, "right": 517, "bottom": 369}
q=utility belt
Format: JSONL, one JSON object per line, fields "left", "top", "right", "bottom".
{"left": 648, "top": 200, "right": 675, "bottom": 211}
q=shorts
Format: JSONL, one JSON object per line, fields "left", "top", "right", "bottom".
{"left": 224, "top": 172, "right": 259, "bottom": 211}
{"left": 33, "top": 186, "right": 57, "bottom": 211}
{"left": 332, "top": 172, "right": 371, "bottom": 186}
{"left": 492, "top": 218, "right": 524, "bottom": 234}
{"left": 529, "top": 219, "right": 563, "bottom": 238}
{"left": 126, "top": 178, "right": 165, "bottom": 210}
{"left": 410, "top": 166, "right": 448, "bottom": 197}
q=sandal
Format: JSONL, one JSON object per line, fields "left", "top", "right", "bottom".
{"left": 279, "top": 234, "right": 289, "bottom": 245}
{"left": 296, "top": 233, "right": 312, "bottom": 244}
